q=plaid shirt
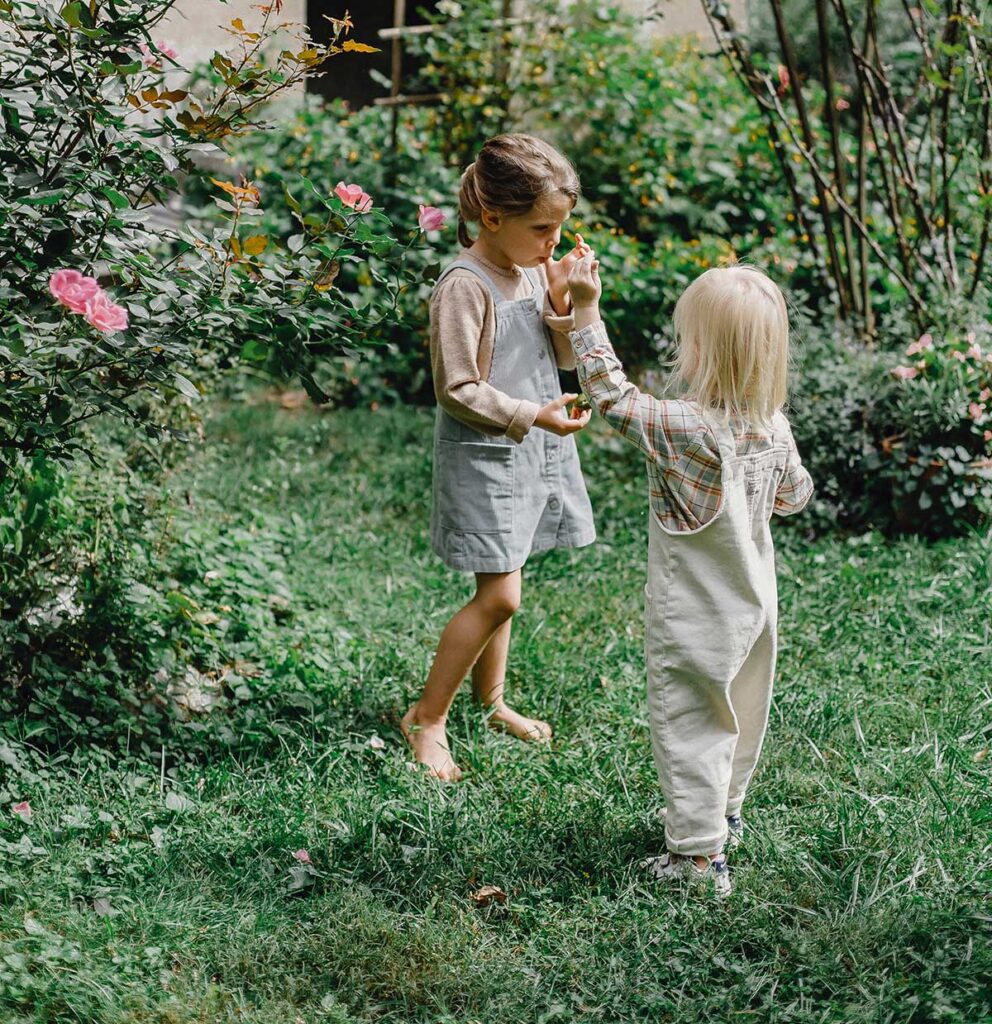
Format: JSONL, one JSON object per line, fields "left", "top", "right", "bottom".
{"left": 570, "top": 321, "right": 814, "bottom": 533}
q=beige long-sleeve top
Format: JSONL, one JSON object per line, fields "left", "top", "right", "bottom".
{"left": 430, "top": 253, "right": 576, "bottom": 443}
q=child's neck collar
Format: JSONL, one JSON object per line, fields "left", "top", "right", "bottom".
{"left": 465, "top": 243, "right": 521, "bottom": 279}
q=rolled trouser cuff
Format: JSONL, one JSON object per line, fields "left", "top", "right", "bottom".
{"left": 665, "top": 823, "right": 728, "bottom": 857}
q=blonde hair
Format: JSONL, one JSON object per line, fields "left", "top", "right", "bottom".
{"left": 670, "top": 265, "right": 789, "bottom": 430}
{"left": 457, "top": 134, "right": 580, "bottom": 247}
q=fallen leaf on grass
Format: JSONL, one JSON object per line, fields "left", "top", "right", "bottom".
{"left": 469, "top": 884, "right": 507, "bottom": 908}
{"left": 166, "top": 667, "right": 222, "bottom": 717}
{"left": 164, "top": 791, "right": 196, "bottom": 813}
{"left": 287, "top": 862, "right": 317, "bottom": 893}
{"left": 230, "top": 659, "right": 262, "bottom": 678}
{"left": 11, "top": 801, "right": 31, "bottom": 823}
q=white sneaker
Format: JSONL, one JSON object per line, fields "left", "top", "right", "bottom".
{"left": 641, "top": 851, "right": 732, "bottom": 897}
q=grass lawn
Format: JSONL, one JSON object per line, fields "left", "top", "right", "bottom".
{"left": 1, "top": 401, "right": 990, "bottom": 1023}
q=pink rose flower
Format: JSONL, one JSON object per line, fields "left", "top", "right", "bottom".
{"left": 334, "top": 181, "right": 373, "bottom": 213}
{"left": 291, "top": 848, "right": 311, "bottom": 864}
{"left": 140, "top": 40, "right": 178, "bottom": 68}
{"left": 83, "top": 291, "right": 129, "bottom": 334}
{"left": 417, "top": 205, "right": 446, "bottom": 232}
{"left": 905, "top": 333, "right": 933, "bottom": 357}
{"left": 835, "top": 97, "right": 850, "bottom": 111}
{"left": 970, "top": 402, "right": 986, "bottom": 422}
{"left": 985, "top": 430, "right": 992, "bottom": 443}
{"left": 980, "top": 388, "right": 991, "bottom": 402}
{"left": 49, "top": 269, "right": 101, "bottom": 314}
{"left": 951, "top": 350, "right": 966, "bottom": 362}
{"left": 892, "top": 365, "right": 919, "bottom": 380}
{"left": 968, "top": 342, "right": 982, "bottom": 360}
{"left": 11, "top": 801, "right": 31, "bottom": 822}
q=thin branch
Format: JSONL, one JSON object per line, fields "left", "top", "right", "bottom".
{"left": 701, "top": 2, "right": 825, "bottom": 272}
{"left": 967, "top": 11, "right": 992, "bottom": 297}
{"left": 770, "top": 0, "right": 850, "bottom": 315}
{"left": 815, "top": 0, "right": 860, "bottom": 316}
{"left": 762, "top": 78, "right": 929, "bottom": 313}
{"left": 832, "top": 0, "right": 949, "bottom": 288}
{"left": 856, "top": 19, "right": 874, "bottom": 339}
{"left": 937, "top": 0, "right": 962, "bottom": 288}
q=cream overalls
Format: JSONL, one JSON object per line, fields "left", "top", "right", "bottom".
{"left": 645, "top": 411, "right": 790, "bottom": 856}
{"left": 430, "top": 260, "right": 596, "bottom": 573}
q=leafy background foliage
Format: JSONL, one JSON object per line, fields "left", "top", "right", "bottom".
{"left": 0, "top": 2, "right": 990, "bottom": 1018}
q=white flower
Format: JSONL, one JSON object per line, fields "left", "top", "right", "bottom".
{"left": 437, "top": 0, "right": 463, "bottom": 17}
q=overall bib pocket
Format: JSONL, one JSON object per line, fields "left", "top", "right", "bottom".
{"left": 436, "top": 440, "right": 515, "bottom": 535}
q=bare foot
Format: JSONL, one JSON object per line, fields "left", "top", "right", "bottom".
{"left": 485, "top": 702, "right": 552, "bottom": 743}
{"left": 400, "top": 705, "right": 462, "bottom": 782}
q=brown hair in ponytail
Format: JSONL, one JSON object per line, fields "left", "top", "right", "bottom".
{"left": 457, "top": 134, "right": 580, "bottom": 248}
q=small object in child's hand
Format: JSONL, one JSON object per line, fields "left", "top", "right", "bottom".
{"left": 568, "top": 393, "right": 592, "bottom": 419}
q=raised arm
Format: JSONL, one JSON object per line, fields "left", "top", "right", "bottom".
{"left": 565, "top": 253, "right": 685, "bottom": 464}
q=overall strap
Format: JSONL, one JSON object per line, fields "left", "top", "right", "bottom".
{"left": 698, "top": 406, "right": 737, "bottom": 463}
{"left": 434, "top": 259, "right": 505, "bottom": 302}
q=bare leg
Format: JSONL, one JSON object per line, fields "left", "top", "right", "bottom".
{"left": 402, "top": 571, "right": 521, "bottom": 781}
{"left": 472, "top": 617, "right": 551, "bottom": 742}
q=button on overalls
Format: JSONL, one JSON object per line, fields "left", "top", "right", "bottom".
{"left": 430, "top": 261, "right": 596, "bottom": 574}
{"left": 644, "top": 412, "right": 789, "bottom": 856}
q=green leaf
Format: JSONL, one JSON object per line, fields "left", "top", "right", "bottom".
{"left": 61, "top": 1, "right": 83, "bottom": 27}
{"left": 101, "top": 187, "right": 129, "bottom": 210}
{"left": 240, "top": 339, "right": 269, "bottom": 362}
{"left": 174, "top": 374, "right": 199, "bottom": 399}
{"left": 21, "top": 190, "right": 66, "bottom": 207}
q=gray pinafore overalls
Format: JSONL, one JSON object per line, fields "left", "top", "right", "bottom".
{"left": 644, "top": 411, "right": 788, "bottom": 856}
{"left": 430, "top": 260, "right": 596, "bottom": 574}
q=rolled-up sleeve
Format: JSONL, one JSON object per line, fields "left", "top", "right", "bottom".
{"left": 774, "top": 418, "right": 814, "bottom": 515}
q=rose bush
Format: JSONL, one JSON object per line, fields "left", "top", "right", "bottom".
{"left": 876, "top": 329, "right": 992, "bottom": 533}
{"left": 0, "top": 0, "right": 438, "bottom": 480}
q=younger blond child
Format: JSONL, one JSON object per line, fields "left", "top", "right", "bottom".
{"left": 566, "top": 253, "right": 813, "bottom": 895}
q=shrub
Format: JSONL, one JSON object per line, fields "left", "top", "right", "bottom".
{"left": 0, "top": 1, "right": 432, "bottom": 477}
{"left": 789, "top": 319, "right": 992, "bottom": 536}
{"left": 193, "top": 99, "right": 463, "bottom": 406}
{"left": 875, "top": 328, "right": 992, "bottom": 535}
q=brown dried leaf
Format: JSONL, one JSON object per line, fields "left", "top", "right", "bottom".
{"left": 469, "top": 884, "right": 507, "bottom": 908}
{"left": 314, "top": 260, "right": 340, "bottom": 292}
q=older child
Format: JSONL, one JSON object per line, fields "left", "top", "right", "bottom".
{"left": 402, "top": 135, "right": 596, "bottom": 781}
{"left": 566, "top": 254, "right": 813, "bottom": 895}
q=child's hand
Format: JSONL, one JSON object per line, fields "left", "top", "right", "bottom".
{"left": 543, "top": 233, "right": 592, "bottom": 315}
{"left": 534, "top": 393, "right": 592, "bottom": 435}
{"left": 567, "top": 251, "right": 602, "bottom": 308}
{"left": 567, "top": 392, "right": 592, "bottom": 419}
